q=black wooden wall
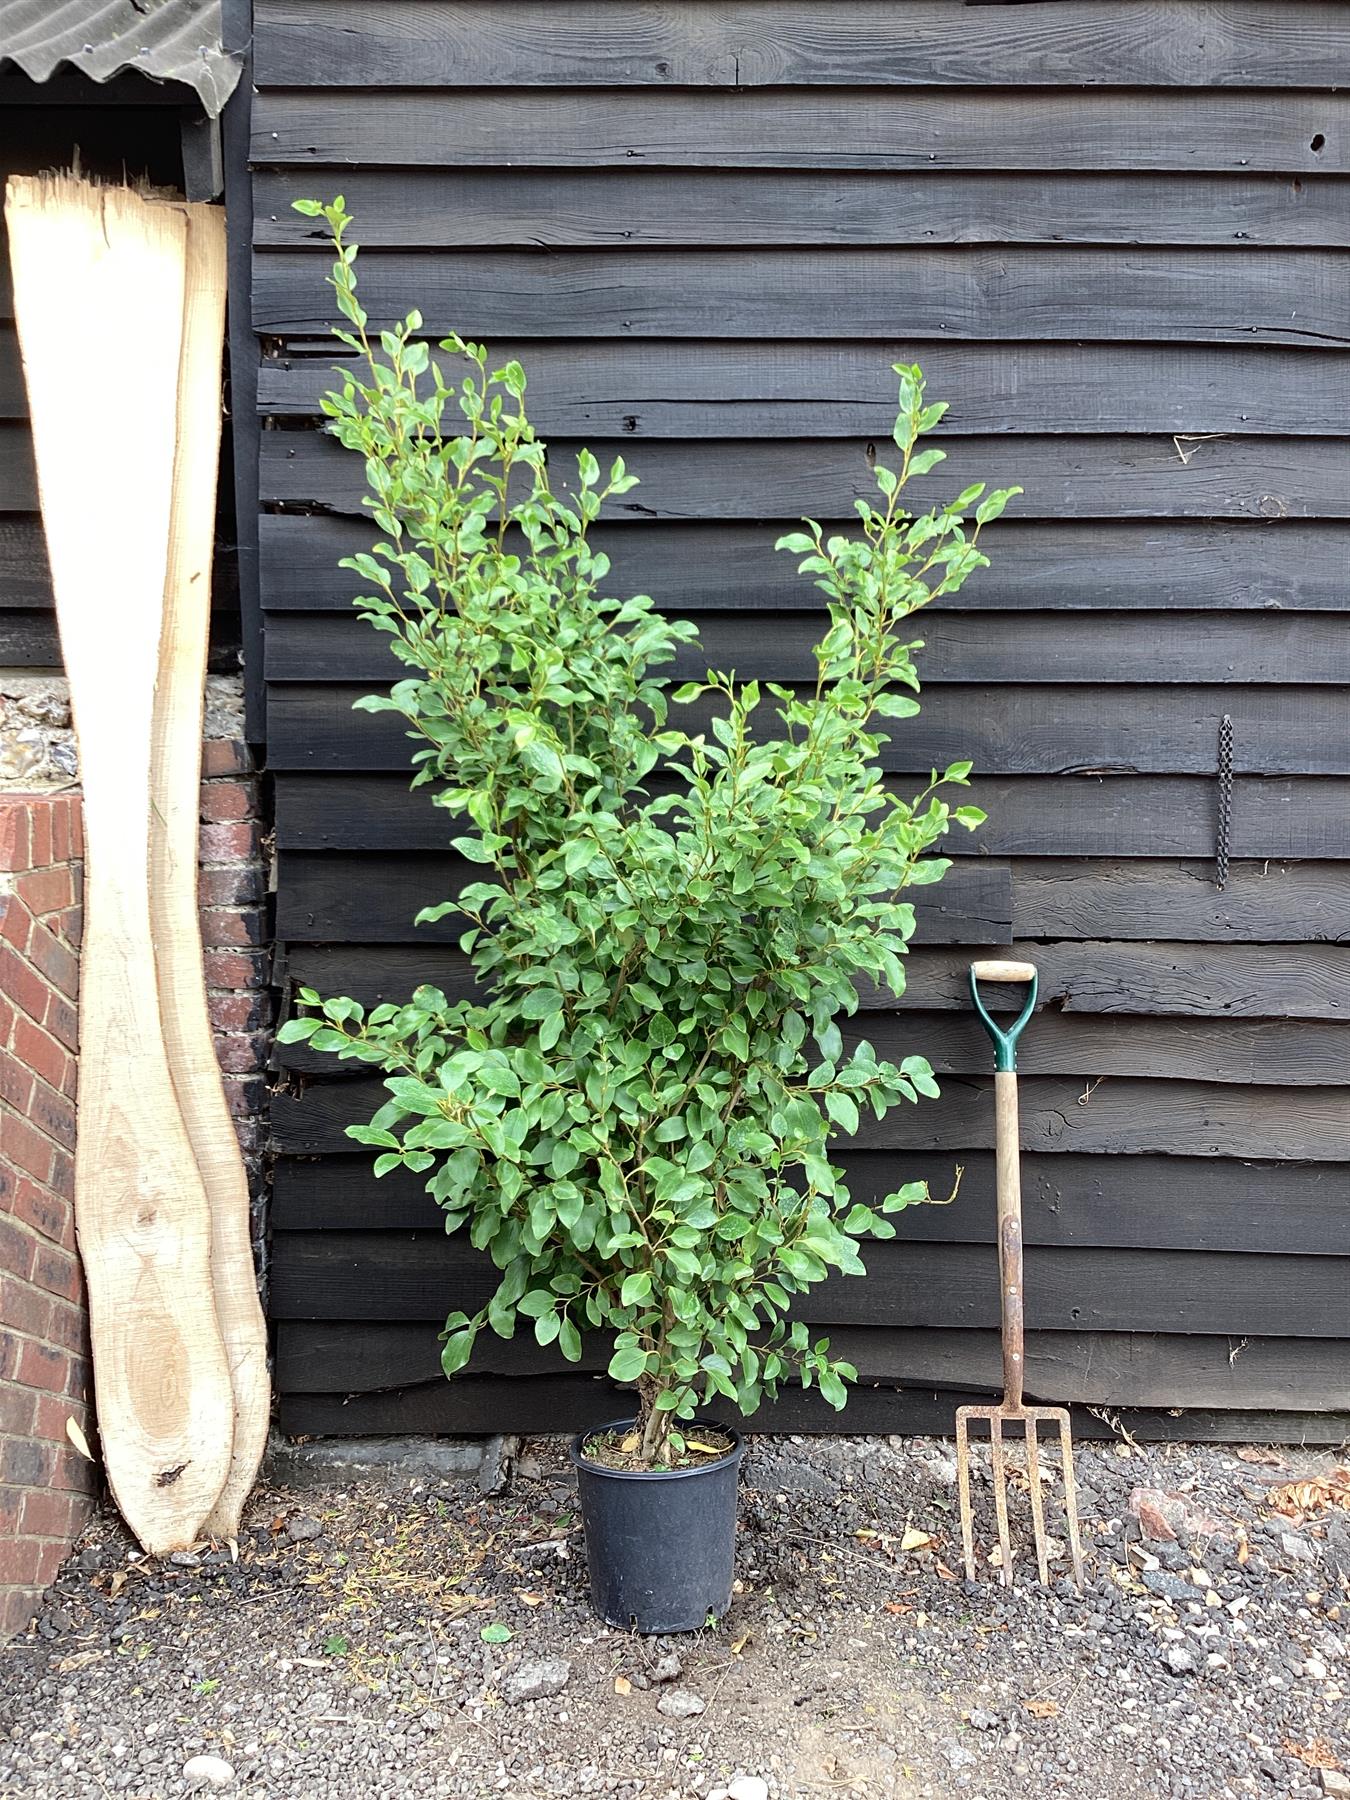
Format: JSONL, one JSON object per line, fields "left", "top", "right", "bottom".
{"left": 249, "top": 2, "right": 1350, "bottom": 1440}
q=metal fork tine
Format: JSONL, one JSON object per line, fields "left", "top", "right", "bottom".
{"left": 955, "top": 1413, "right": 977, "bottom": 1580}
{"left": 989, "top": 1415, "right": 1014, "bottom": 1586}
{"left": 1057, "top": 1413, "right": 1086, "bottom": 1591}
{"left": 1024, "top": 1416, "right": 1050, "bottom": 1586}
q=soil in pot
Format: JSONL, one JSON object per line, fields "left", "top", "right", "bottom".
{"left": 571, "top": 1418, "right": 744, "bottom": 1634}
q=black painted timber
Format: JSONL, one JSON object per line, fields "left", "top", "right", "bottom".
{"left": 249, "top": 0, "right": 1350, "bottom": 1438}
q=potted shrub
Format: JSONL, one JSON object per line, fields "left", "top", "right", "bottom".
{"left": 280, "top": 198, "right": 1019, "bottom": 1633}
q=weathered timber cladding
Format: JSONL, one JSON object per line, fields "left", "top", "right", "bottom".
{"left": 249, "top": 2, "right": 1350, "bottom": 1437}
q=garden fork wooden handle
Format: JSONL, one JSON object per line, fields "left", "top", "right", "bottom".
{"left": 970, "top": 960, "right": 1039, "bottom": 1412}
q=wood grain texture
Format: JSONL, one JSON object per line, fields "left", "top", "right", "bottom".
{"left": 260, "top": 430, "right": 1350, "bottom": 523}
{"left": 0, "top": 422, "right": 36, "bottom": 510}
{"left": 252, "top": 89, "right": 1350, "bottom": 173}
{"left": 267, "top": 1230, "right": 1350, "bottom": 1333}
{"left": 272, "top": 1150, "right": 1350, "bottom": 1256}
{"left": 278, "top": 1007, "right": 1349, "bottom": 1085}
{"left": 275, "top": 1320, "right": 1350, "bottom": 1413}
{"left": 276, "top": 1378, "right": 1350, "bottom": 1443}
{"left": 273, "top": 1073, "right": 1350, "bottom": 1161}
{"left": 148, "top": 203, "right": 268, "bottom": 1544}
{"left": 272, "top": 850, "right": 1011, "bottom": 947}
{"left": 256, "top": 168, "right": 1350, "bottom": 251}
{"left": 254, "top": 2, "right": 1350, "bottom": 90}
{"left": 253, "top": 247, "right": 1350, "bottom": 344}
{"left": 262, "top": 610, "right": 1350, "bottom": 687}
{"left": 272, "top": 771, "right": 1350, "bottom": 859}
{"left": 6, "top": 174, "right": 233, "bottom": 1551}
{"left": 1011, "top": 859, "right": 1350, "bottom": 943}
{"left": 258, "top": 513, "right": 1350, "bottom": 614}
{"left": 266, "top": 682, "right": 1350, "bottom": 777}
{"left": 281, "top": 935, "right": 1350, "bottom": 1018}
{"left": 258, "top": 341, "right": 1350, "bottom": 437}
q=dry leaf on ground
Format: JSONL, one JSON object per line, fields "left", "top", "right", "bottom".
{"left": 1282, "top": 1737, "right": 1340, "bottom": 1771}
{"left": 1266, "top": 1470, "right": 1350, "bottom": 1522}
{"left": 1236, "top": 1446, "right": 1287, "bottom": 1468}
{"left": 1025, "top": 1698, "right": 1060, "bottom": 1719}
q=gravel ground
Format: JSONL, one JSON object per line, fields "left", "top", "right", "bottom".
{"left": 1, "top": 1433, "right": 1347, "bottom": 1800}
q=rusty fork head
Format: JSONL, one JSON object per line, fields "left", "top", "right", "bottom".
{"left": 955, "top": 1401, "right": 1085, "bottom": 1591}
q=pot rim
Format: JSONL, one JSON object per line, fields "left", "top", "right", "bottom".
{"left": 570, "top": 1416, "right": 744, "bottom": 1482}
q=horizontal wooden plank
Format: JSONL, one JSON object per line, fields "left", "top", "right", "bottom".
{"left": 273, "top": 772, "right": 1350, "bottom": 858}
{"left": 272, "top": 1073, "right": 1350, "bottom": 1161}
{"left": 272, "top": 851, "right": 1011, "bottom": 946}
{"left": 0, "top": 327, "right": 26, "bottom": 418}
{"left": 258, "top": 514, "right": 1350, "bottom": 614}
{"left": 252, "top": 89, "right": 1350, "bottom": 173}
{"left": 263, "top": 610, "right": 1350, "bottom": 687}
{"left": 253, "top": 2, "right": 1350, "bottom": 90}
{"left": 254, "top": 168, "right": 1350, "bottom": 251}
{"left": 0, "top": 519, "right": 50, "bottom": 609}
{"left": 276, "top": 1377, "right": 1350, "bottom": 1442}
{"left": 261, "top": 431, "right": 1350, "bottom": 523}
{"left": 266, "top": 682, "right": 1350, "bottom": 778}
{"left": 0, "top": 425, "right": 36, "bottom": 513}
{"left": 271, "top": 1152, "right": 1350, "bottom": 1256}
{"left": 1012, "top": 858, "right": 1350, "bottom": 943}
{"left": 257, "top": 340, "right": 1350, "bottom": 438}
{"left": 253, "top": 247, "right": 1350, "bottom": 344}
{"left": 277, "top": 1006, "right": 1350, "bottom": 1086}
{"left": 268, "top": 1230, "right": 1350, "bottom": 1332}
{"left": 280, "top": 937, "right": 1350, "bottom": 1020}
{"left": 275, "top": 1321, "right": 1350, "bottom": 1414}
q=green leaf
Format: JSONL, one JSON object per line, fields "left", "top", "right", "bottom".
{"left": 824, "top": 1091, "right": 859, "bottom": 1136}
{"left": 479, "top": 1623, "right": 513, "bottom": 1644}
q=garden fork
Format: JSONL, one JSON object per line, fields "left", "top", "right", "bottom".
{"left": 955, "top": 960, "right": 1085, "bottom": 1591}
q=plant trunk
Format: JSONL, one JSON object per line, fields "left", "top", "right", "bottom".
{"left": 636, "top": 1375, "right": 671, "bottom": 1468}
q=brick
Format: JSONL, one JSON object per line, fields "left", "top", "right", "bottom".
{"left": 0, "top": 1482, "right": 22, "bottom": 1533}
{"left": 0, "top": 994, "right": 13, "bottom": 1049}
{"left": 24, "top": 920, "right": 78, "bottom": 999}
{"left": 0, "top": 1049, "right": 35, "bottom": 1115}
{"left": 0, "top": 1218, "right": 36, "bottom": 1283}
{"left": 214, "top": 1031, "right": 270, "bottom": 1075}
{"left": 19, "top": 1485, "right": 83, "bottom": 1542}
{"left": 0, "top": 947, "right": 47, "bottom": 1025}
{"left": 0, "top": 807, "right": 31, "bottom": 875}
{"left": 11, "top": 1014, "right": 68, "bottom": 1093}
{"left": 59, "top": 905, "right": 82, "bottom": 950}
{"left": 199, "top": 864, "right": 266, "bottom": 907}
{"left": 201, "top": 737, "right": 253, "bottom": 778}
{"left": 14, "top": 1338, "right": 66, "bottom": 1394}
{"left": 30, "top": 1245, "right": 81, "bottom": 1306}
{"left": 28, "top": 807, "right": 51, "bottom": 872}
{"left": 46, "top": 1300, "right": 88, "bottom": 1358}
{"left": 18, "top": 866, "right": 72, "bottom": 919}
{"left": 0, "top": 1381, "right": 37, "bottom": 1433}
{"left": 204, "top": 948, "right": 270, "bottom": 990}
{"left": 65, "top": 804, "right": 82, "bottom": 861}
{"left": 64, "top": 1354, "right": 91, "bottom": 1405}
{"left": 199, "top": 820, "right": 262, "bottom": 863}
{"left": 0, "top": 1435, "right": 53, "bottom": 1488}
{"left": 3, "top": 1116, "right": 52, "bottom": 1184}
{"left": 47, "top": 1150, "right": 73, "bottom": 1204}
{"left": 199, "top": 906, "right": 266, "bottom": 950}
{"left": 0, "top": 1537, "right": 46, "bottom": 1588}
{"left": 30, "top": 1084, "right": 75, "bottom": 1151}
{"left": 45, "top": 994, "right": 78, "bottom": 1052}
{"left": 208, "top": 990, "right": 269, "bottom": 1033}
{"left": 0, "top": 897, "right": 30, "bottom": 957}
{"left": 199, "top": 778, "right": 259, "bottom": 823}
{"left": 222, "top": 1074, "right": 268, "bottom": 1119}
{"left": 11, "top": 1178, "right": 67, "bottom": 1245}
{"left": 0, "top": 1273, "right": 50, "bottom": 1338}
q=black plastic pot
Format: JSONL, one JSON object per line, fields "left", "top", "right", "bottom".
{"left": 570, "top": 1418, "right": 744, "bottom": 1634}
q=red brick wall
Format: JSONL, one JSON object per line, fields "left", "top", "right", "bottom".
{"left": 0, "top": 729, "right": 271, "bottom": 1638}
{"left": 0, "top": 793, "right": 96, "bottom": 1639}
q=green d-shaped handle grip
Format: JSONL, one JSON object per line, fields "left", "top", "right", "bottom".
{"left": 969, "top": 959, "right": 1039, "bottom": 1073}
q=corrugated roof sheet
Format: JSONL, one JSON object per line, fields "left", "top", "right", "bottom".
{"left": 0, "top": 0, "right": 239, "bottom": 117}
